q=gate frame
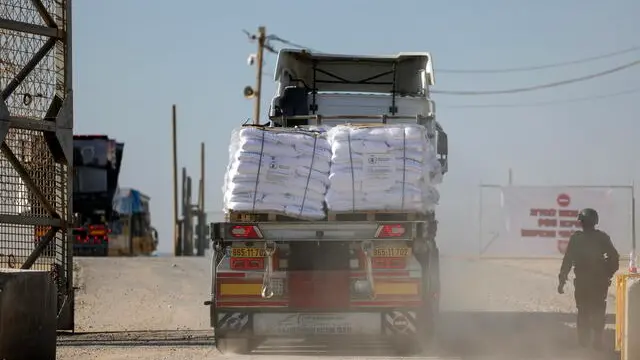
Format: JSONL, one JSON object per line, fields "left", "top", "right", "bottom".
{"left": 478, "top": 184, "right": 636, "bottom": 258}
{"left": 0, "top": 0, "right": 75, "bottom": 331}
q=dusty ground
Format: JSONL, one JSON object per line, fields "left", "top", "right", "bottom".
{"left": 56, "top": 255, "right": 621, "bottom": 360}
{"left": 57, "top": 256, "right": 218, "bottom": 359}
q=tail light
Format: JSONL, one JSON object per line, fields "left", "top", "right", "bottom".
{"left": 229, "top": 225, "right": 262, "bottom": 239}
{"left": 375, "top": 224, "right": 406, "bottom": 238}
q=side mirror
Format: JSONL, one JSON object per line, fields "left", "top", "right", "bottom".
{"left": 436, "top": 130, "right": 448, "bottom": 174}
{"left": 437, "top": 130, "right": 448, "bottom": 157}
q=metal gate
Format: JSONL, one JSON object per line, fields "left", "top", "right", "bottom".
{"left": 0, "top": 0, "right": 74, "bottom": 330}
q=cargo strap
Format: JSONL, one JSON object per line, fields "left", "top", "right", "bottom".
{"left": 261, "top": 241, "right": 277, "bottom": 299}
{"left": 361, "top": 240, "right": 376, "bottom": 299}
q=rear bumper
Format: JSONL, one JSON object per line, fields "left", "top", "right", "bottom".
{"left": 214, "top": 309, "right": 423, "bottom": 338}
{"left": 73, "top": 243, "right": 108, "bottom": 256}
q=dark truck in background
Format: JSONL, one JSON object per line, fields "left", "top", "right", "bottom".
{"left": 35, "top": 134, "right": 158, "bottom": 257}
{"left": 70, "top": 135, "right": 123, "bottom": 256}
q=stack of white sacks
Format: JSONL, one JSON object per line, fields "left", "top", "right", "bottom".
{"left": 222, "top": 124, "right": 442, "bottom": 219}
{"left": 223, "top": 127, "right": 331, "bottom": 220}
{"left": 325, "top": 124, "right": 441, "bottom": 212}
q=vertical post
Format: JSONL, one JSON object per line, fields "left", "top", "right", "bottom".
{"left": 508, "top": 168, "right": 513, "bottom": 186}
{"left": 200, "top": 142, "right": 205, "bottom": 214}
{"left": 478, "top": 183, "right": 483, "bottom": 257}
{"left": 196, "top": 142, "right": 206, "bottom": 256}
{"left": 181, "top": 167, "right": 188, "bottom": 256}
{"left": 172, "top": 105, "right": 181, "bottom": 256}
{"left": 632, "top": 183, "right": 636, "bottom": 254}
{"left": 64, "top": 0, "right": 75, "bottom": 332}
{"left": 184, "top": 176, "right": 194, "bottom": 256}
{"left": 253, "top": 26, "right": 266, "bottom": 125}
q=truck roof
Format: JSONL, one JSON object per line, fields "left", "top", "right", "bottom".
{"left": 274, "top": 49, "right": 435, "bottom": 95}
{"left": 74, "top": 134, "right": 110, "bottom": 140}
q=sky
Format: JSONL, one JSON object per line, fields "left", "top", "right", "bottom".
{"left": 72, "top": 0, "right": 640, "bottom": 255}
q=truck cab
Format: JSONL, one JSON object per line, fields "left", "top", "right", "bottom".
{"left": 210, "top": 49, "right": 448, "bottom": 354}
{"left": 268, "top": 49, "right": 447, "bottom": 173}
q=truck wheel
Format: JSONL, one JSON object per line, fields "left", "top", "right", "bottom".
{"left": 393, "top": 336, "right": 421, "bottom": 356}
{"left": 422, "top": 305, "right": 437, "bottom": 342}
{"left": 215, "top": 337, "right": 251, "bottom": 354}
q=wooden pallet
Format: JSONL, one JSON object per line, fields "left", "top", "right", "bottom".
{"left": 327, "top": 210, "right": 422, "bottom": 222}
{"left": 226, "top": 210, "right": 311, "bottom": 222}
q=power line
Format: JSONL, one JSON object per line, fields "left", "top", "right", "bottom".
{"left": 440, "top": 86, "right": 640, "bottom": 109}
{"left": 432, "top": 58, "right": 640, "bottom": 96}
{"left": 266, "top": 35, "right": 319, "bottom": 53}
{"left": 438, "top": 45, "right": 640, "bottom": 74}
{"left": 247, "top": 34, "right": 640, "bottom": 98}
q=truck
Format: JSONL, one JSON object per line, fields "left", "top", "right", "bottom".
{"left": 69, "top": 134, "right": 124, "bottom": 256}
{"left": 37, "top": 134, "right": 157, "bottom": 257}
{"left": 110, "top": 187, "right": 158, "bottom": 256}
{"left": 209, "top": 49, "right": 448, "bottom": 354}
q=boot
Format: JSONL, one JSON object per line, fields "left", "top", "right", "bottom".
{"left": 577, "top": 327, "right": 591, "bottom": 348}
{"left": 591, "top": 330, "right": 603, "bottom": 351}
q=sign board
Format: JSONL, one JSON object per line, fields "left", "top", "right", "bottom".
{"left": 253, "top": 313, "right": 381, "bottom": 336}
{"left": 486, "top": 186, "right": 633, "bottom": 258}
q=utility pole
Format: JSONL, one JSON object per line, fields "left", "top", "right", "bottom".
{"left": 196, "top": 142, "right": 207, "bottom": 256}
{"left": 243, "top": 26, "right": 268, "bottom": 125}
{"left": 253, "top": 26, "right": 266, "bottom": 125}
{"left": 172, "top": 105, "right": 182, "bottom": 256}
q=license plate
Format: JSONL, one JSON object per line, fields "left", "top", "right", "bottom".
{"left": 232, "top": 248, "right": 266, "bottom": 257}
{"left": 373, "top": 247, "right": 411, "bottom": 257}
{"left": 236, "top": 213, "right": 257, "bottom": 221}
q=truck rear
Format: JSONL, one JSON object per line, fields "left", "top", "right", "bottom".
{"left": 209, "top": 49, "right": 448, "bottom": 354}
{"left": 69, "top": 135, "right": 123, "bottom": 256}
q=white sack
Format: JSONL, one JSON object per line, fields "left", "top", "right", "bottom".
{"left": 325, "top": 124, "right": 441, "bottom": 212}
{"left": 223, "top": 127, "right": 331, "bottom": 220}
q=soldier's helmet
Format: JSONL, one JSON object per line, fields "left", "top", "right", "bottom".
{"left": 577, "top": 208, "right": 599, "bottom": 226}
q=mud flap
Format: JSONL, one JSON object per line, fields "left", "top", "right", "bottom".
{"left": 215, "top": 312, "right": 251, "bottom": 337}
{"left": 215, "top": 311, "right": 257, "bottom": 354}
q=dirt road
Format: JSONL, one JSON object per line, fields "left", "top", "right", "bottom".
{"left": 57, "top": 255, "right": 619, "bottom": 359}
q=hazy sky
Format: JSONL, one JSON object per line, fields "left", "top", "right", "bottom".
{"left": 73, "top": 0, "right": 640, "bottom": 255}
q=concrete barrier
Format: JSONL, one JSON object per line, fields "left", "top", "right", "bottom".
{"left": 0, "top": 269, "right": 56, "bottom": 360}
{"left": 625, "top": 277, "right": 640, "bottom": 360}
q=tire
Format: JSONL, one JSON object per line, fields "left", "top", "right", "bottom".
{"left": 215, "top": 337, "right": 252, "bottom": 354}
{"left": 392, "top": 336, "right": 422, "bottom": 356}
{"left": 419, "top": 244, "right": 439, "bottom": 342}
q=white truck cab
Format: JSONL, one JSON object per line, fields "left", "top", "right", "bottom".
{"left": 268, "top": 49, "right": 447, "bottom": 173}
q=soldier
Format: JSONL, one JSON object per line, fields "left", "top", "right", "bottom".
{"left": 557, "top": 208, "right": 619, "bottom": 350}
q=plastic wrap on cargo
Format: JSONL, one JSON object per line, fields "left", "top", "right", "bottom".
{"left": 325, "top": 124, "right": 441, "bottom": 212}
{"left": 223, "top": 127, "right": 331, "bottom": 220}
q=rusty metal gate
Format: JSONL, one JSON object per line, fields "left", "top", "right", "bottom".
{"left": 0, "top": 0, "right": 74, "bottom": 330}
